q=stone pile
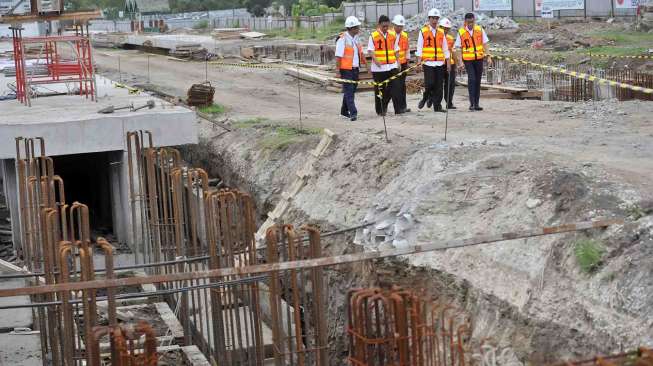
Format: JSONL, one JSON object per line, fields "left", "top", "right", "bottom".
{"left": 405, "top": 8, "right": 519, "bottom": 32}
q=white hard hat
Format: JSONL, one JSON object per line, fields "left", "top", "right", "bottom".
{"left": 438, "top": 17, "right": 452, "bottom": 28}
{"left": 427, "top": 8, "right": 441, "bottom": 17}
{"left": 392, "top": 14, "right": 406, "bottom": 26}
{"left": 345, "top": 16, "right": 361, "bottom": 28}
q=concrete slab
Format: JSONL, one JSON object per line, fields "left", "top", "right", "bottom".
{"left": 0, "top": 270, "right": 41, "bottom": 366}
{"left": 0, "top": 332, "right": 41, "bottom": 366}
{"left": 0, "top": 275, "right": 32, "bottom": 331}
{"left": 0, "top": 74, "right": 198, "bottom": 159}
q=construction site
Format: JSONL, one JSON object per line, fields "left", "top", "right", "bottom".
{"left": 0, "top": 0, "right": 653, "bottom": 364}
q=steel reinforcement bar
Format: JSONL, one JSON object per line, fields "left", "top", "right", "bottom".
{"left": 0, "top": 219, "right": 621, "bottom": 298}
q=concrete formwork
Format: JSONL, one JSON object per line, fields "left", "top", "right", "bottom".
{"left": 0, "top": 74, "right": 198, "bottom": 252}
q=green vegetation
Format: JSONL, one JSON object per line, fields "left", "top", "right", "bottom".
{"left": 583, "top": 30, "right": 653, "bottom": 57}
{"left": 232, "top": 118, "right": 321, "bottom": 151}
{"left": 268, "top": 20, "right": 344, "bottom": 41}
{"left": 233, "top": 117, "right": 268, "bottom": 128}
{"left": 260, "top": 126, "right": 322, "bottom": 151}
{"left": 574, "top": 239, "right": 606, "bottom": 274}
{"left": 198, "top": 103, "right": 225, "bottom": 115}
{"left": 193, "top": 19, "right": 210, "bottom": 29}
{"left": 291, "top": 0, "right": 339, "bottom": 16}
{"left": 626, "top": 204, "right": 646, "bottom": 220}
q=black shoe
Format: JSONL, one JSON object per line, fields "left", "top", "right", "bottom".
{"left": 434, "top": 105, "right": 446, "bottom": 113}
{"left": 469, "top": 106, "right": 476, "bottom": 111}
{"left": 427, "top": 99, "right": 433, "bottom": 108}
{"left": 377, "top": 112, "right": 386, "bottom": 117}
{"left": 474, "top": 106, "right": 483, "bottom": 111}
{"left": 447, "top": 104, "right": 456, "bottom": 109}
{"left": 350, "top": 116, "right": 357, "bottom": 121}
{"left": 403, "top": 108, "right": 411, "bottom": 113}
{"left": 418, "top": 98, "right": 427, "bottom": 109}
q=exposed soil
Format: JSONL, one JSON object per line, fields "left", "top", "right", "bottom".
{"left": 157, "top": 348, "right": 191, "bottom": 366}
{"left": 92, "top": 35, "right": 653, "bottom": 363}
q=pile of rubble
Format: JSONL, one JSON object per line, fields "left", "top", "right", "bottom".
{"left": 405, "top": 8, "right": 519, "bottom": 32}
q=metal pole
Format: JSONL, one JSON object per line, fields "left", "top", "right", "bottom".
{"left": 205, "top": 57, "right": 208, "bottom": 82}
{"left": 147, "top": 54, "right": 150, "bottom": 83}
{"left": 296, "top": 66, "right": 303, "bottom": 130}
{"left": 444, "top": 66, "right": 452, "bottom": 140}
{"left": 0, "top": 219, "right": 622, "bottom": 297}
{"left": 118, "top": 55, "right": 122, "bottom": 82}
{"left": 381, "top": 112, "right": 389, "bottom": 142}
{"left": 584, "top": 0, "right": 587, "bottom": 19}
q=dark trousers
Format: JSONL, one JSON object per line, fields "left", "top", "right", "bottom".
{"left": 423, "top": 64, "right": 445, "bottom": 110}
{"left": 340, "top": 68, "right": 359, "bottom": 118}
{"left": 464, "top": 60, "right": 484, "bottom": 107}
{"left": 372, "top": 68, "right": 400, "bottom": 115}
{"left": 396, "top": 63, "right": 408, "bottom": 111}
{"left": 444, "top": 66, "right": 456, "bottom": 106}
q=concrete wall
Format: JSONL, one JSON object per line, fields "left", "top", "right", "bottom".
{"left": 342, "top": 0, "right": 637, "bottom": 19}
{"left": 0, "top": 160, "right": 20, "bottom": 251}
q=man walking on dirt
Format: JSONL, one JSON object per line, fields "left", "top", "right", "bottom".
{"left": 440, "top": 17, "right": 457, "bottom": 110}
{"left": 368, "top": 15, "right": 402, "bottom": 116}
{"left": 393, "top": 14, "right": 411, "bottom": 114}
{"left": 336, "top": 16, "right": 366, "bottom": 121}
{"left": 455, "top": 12, "right": 492, "bottom": 111}
{"left": 416, "top": 8, "right": 450, "bottom": 113}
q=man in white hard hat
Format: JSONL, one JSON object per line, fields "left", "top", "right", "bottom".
{"left": 392, "top": 14, "right": 411, "bottom": 114}
{"left": 416, "top": 8, "right": 450, "bottom": 113}
{"left": 336, "top": 16, "right": 366, "bottom": 121}
{"left": 455, "top": 12, "right": 491, "bottom": 111}
{"left": 439, "top": 17, "right": 456, "bottom": 109}
{"left": 368, "top": 15, "right": 402, "bottom": 116}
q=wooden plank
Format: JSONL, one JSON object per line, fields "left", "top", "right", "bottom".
{"left": 0, "top": 10, "right": 101, "bottom": 23}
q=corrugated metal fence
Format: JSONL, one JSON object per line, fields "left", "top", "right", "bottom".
{"left": 343, "top": 0, "right": 639, "bottom": 20}
{"left": 89, "top": 13, "right": 344, "bottom": 32}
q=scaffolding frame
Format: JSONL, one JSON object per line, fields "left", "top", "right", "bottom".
{"left": 10, "top": 25, "right": 97, "bottom": 106}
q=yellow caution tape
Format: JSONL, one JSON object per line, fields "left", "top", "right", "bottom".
{"left": 586, "top": 53, "right": 653, "bottom": 60}
{"left": 114, "top": 82, "right": 140, "bottom": 94}
{"left": 210, "top": 60, "right": 424, "bottom": 99}
{"left": 490, "top": 47, "right": 653, "bottom": 60}
{"left": 491, "top": 54, "right": 653, "bottom": 94}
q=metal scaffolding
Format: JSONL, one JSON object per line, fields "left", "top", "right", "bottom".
{"left": 10, "top": 27, "right": 97, "bottom": 106}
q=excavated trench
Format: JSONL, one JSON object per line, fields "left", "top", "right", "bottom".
{"left": 179, "top": 124, "right": 653, "bottom": 364}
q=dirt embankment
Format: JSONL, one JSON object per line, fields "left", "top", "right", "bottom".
{"left": 182, "top": 120, "right": 653, "bottom": 363}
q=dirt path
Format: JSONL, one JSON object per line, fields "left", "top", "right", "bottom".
{"left": 94, "top": 48, "right": 653, "bottom": 189}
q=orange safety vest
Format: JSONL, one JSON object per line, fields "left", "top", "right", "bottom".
{"left": 338, "top": 32, "right": 366, "bottom": 70}
{"left": 420, "top": 25, "right": 445, "bottom": 62}
{"left": 371, "top": 29, "right": 397, "bottom": 65}
{"left": 398, "top": 31, "right": 409, "bottom": 65}
{"left": 445, "top": 33, "right": 455, "bottom": 65}
{"left": 458, "top": 25, "right": 485, "bottom": 61}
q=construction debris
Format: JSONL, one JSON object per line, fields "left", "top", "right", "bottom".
{"left": 98, "top": 100, "right": 155, "bottom": 114}
{"left": 186, "top": 82, "right": 215, "bottom": 106}
{"left": 211, "top": 28, "right": 249, "bottom": 40}
{"left": 169, "top": 44, "right": 211, "bottom": 61}
{"left": 240, "top": 31, "right": 267, "bottom": 39}
{"left": 405, "top": 8, "right": 518, "bottom": 32}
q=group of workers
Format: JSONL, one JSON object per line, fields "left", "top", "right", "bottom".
{"left": 335, "top": 10, "right": 491, "bottom": 122}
